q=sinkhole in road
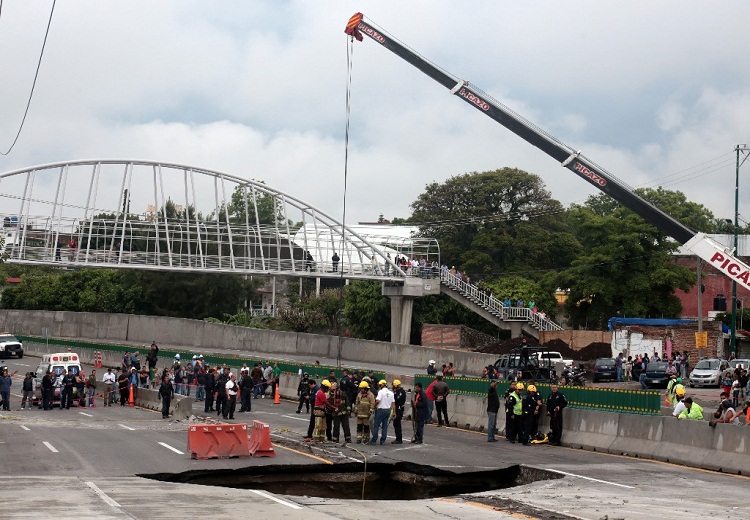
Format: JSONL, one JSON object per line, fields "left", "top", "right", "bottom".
{"left": 141, "top": 462, "right": 561, "bottom": 500}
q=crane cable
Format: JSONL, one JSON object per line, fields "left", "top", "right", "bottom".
{"left": 0, "top": 0, "right": 57, "bottom": 156}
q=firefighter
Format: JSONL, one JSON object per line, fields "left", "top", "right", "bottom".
{"left": 312, "top": 379, "right": 331, "bottom": 442}
{"left": 354, "top": 381, "right": 375, "bottom": 443}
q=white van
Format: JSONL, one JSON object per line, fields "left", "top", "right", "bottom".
{"left": 34, "top": 352, "right": 83, "bottom": 405}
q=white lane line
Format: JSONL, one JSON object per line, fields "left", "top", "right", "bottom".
{"left": 19, "top": 425, "right": 30, "bottom": 431}
{"left": 281, "top": 414, "right": 310, "bottom": 422}
{"left": 544, "top": 468, "right": 635, "bottom": 489}
{"left": 15, "top": 363, "right": 29, "bottom": 366}
{"left": 43, "top": 441, "right": 59, "bottom": 453}
{"left": 79, "top": 411, "right": 93, "bottom": 417}
{"left": 118, "top": 424, "right": 135, "bottom": 431}
{"left": 158, "top": 441, "right": 184, "bottom": 455}
{"left": 250, "top": 489, "right": 303, "bottom": 509}
{"left": 85, "top": 481, "right": 121, "bottom": 508}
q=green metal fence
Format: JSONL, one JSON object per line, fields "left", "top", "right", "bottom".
{"left": 18, "top": 335, "right": 384, "bottom": 382}
{"left": 413, "top": 375, "right": 661, "bottom": 415}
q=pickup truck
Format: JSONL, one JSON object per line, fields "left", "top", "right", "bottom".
{"left": 535, "top": 351, "right": 573, "bottom": 369}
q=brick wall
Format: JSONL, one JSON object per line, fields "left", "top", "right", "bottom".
{"left": 421, "top": 324, "right": 496, "bottom": 350}
{"left": 539, "top": 330, "right": 612, "bottom": 350}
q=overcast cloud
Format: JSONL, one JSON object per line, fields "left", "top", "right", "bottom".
{"left": 0, "top": 1, "right": 748, "bottom": 228}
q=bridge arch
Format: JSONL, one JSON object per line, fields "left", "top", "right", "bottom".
{"left": 0, "top": 160, "right": 439, "bottom": 279}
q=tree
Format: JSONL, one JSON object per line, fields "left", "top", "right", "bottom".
{"left": 554, "top": 190, "right": 706, "bottom": 329}
{"left": 409, "top": 168, "right": 580, "bottom": 278}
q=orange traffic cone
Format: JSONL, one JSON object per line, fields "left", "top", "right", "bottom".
{"left": 128, "top": 384, "right": 135, "bottom": 407}
{"left": 273, "top": 385, "right": 280, "bottom": 404}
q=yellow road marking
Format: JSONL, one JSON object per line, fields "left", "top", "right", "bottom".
{"left": 272, "top": 443, "right": 334, "bottom": 465}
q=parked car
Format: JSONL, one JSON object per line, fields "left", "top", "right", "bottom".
{"left": 535, "top": 351, "right": 574, "bottom": 369}
{"left": 689, "top": 358, "right": 729, "bottom": 388}
{"left": 592, "top": 358, "right": 617, "bottom": 383}
{"left": 730, "top": 359, "right": 750, "bottom": 371}
{"left": 0, "top": 332, "right": 24, "bottom": 359}
{"left": 642, "top": 361, "right": 670, "bottom": 388}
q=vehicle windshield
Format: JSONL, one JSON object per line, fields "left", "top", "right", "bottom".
{"left": 695, "top": 360, "right": 720, "bottom": 370}
{"left": 730, "top": 360, "right": 749, "bottom": 369}
{"left": 595, "top": 359, "right": 614, "bottom": 366}
{"left": 648, "top": 362, "right": 668, "bottom": 371}
{"left": 0, "top": 334, "right": 19, "bottom": 342}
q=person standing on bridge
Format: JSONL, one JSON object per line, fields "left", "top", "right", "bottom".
{"left": 159, "top": 374, "right": 174, "bottom": 419}
{"left": 331, "top": 251, "right": 340, "bottom": 272}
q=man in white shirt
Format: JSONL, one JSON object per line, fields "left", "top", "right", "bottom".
{"left": 225, "top": 374, "right": 238, "bottom": 420}
{"left": 369, "top": 379, "right": 395, "bottom": 445}
{"left": 102, "top": 368, "right": 116, "bottom": 406}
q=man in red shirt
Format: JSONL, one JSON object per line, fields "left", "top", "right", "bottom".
{"left": 313, "top": 379, "right": 331, "bottom": 441}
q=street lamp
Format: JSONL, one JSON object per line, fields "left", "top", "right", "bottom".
{"left": 730, "top": 145, "right": 749, "bottom": 356}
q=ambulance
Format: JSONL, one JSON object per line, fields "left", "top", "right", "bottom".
{"left": 34, "top": 352, "right": 82, "bottom": 406}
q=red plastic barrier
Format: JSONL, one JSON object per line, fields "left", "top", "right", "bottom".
{"left": 187, "top": 424, "right": 250, "bottom": 459}
{"left": 249, "top": 420, "right": 275, "bottom": 458}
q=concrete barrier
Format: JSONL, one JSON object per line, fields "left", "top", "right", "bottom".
{"left": 563, "top": 408, "right": 619, "bottom": 452}
{"left": 134, "top": 388, "right": 193, "bottom": 420}
{"left": 609, "top": 412, "right": 663, "bottom": 458}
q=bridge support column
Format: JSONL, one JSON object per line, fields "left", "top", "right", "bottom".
{"left": 388, "top": 295, "right": 415, "bottom": 345}
{"left": 382, "top": 278, "right": 440, "bottom": 345}
{"left": 509, "top": 321, "right": 523, "bottom": 338}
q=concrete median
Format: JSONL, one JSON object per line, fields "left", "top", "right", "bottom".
{"left": 563, "top": 408, "right": 619, "bottom": 452}
{"left": 609, "top": 412, "right": 663, "bottom": 458}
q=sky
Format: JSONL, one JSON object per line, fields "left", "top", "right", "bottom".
{"left": 0, "top": 1, "right": 749, "bottom": 230}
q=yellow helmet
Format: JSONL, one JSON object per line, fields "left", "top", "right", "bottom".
{"left": 393, "top": 379, "right": 401, "bottom": 387}
{"left": 321, "top": 379, "right": 331, "bottom": 388}
{"left": 527, "top": 384, "right": 537, "bottom": 393}
{"left": 359, "top": 381, "right": 369, "bottom": 389}
{"left": 516, "top": 382, "right": 525, "bottom": 391}
{"left": 378, "top": 379, "right": 387, "bottom": 386}
{"left": 676, "top": 387, "right": 686, "bottom": 396}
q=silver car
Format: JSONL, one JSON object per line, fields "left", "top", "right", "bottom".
{"left": 688, "top": 358, "right": 729, "bottom": 388}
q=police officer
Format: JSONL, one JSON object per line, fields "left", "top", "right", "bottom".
{"left": 203, "top": 367, "right": 216, "bottom": 413}
{"left": 504, "top": 380, "right": 518, "bottom": 441}
{"left": 391, "top": 379, "right": 407, "bottom": 444}
{"left": 296, "top": 372, "right": 311, "bottom": 413}
{"left": 505, "top": 382, "right": 523, "bottom": 443}
{"left": 215, "top": 368, "right": 229, "bottom": 418}
{"left": 546, "top": 383, "right": 567, "bottom": 446}
{"left": 521, "top": 384, "right": 542, "bottom": 445}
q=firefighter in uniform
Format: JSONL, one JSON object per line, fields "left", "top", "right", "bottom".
{"left": 546, "top": 383, "right": 567, "bottom": 446}
{"left": 505, "top": 382, "right": 523, "bottom": 443}
{"left": 354, "top": 381, "right": 376, "bottom": 443}
{"left": 391, "top": 379, "right": 407, "bottom": 444}
{"left": 312, "top": 379, "right": 331, "bottom": 441}
{"left": 329, "top": 382, "right": 352, "bottom": 444}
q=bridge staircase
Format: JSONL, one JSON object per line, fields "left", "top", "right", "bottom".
{"left": 439, "top": 270, "right": 563, "bottom": 339}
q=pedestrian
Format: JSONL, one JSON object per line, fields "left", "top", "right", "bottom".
{"left": 225, "top": 374, "right": 238, "bottom": 420}
{"left": 432, "top": 375, "right": 450, "bottom": 427}
{"left": 76, "top": 370, "right": 87, "bottom": 407}
{"left": 20, "top": 372, "right": 34, "bottom": 410}
{"left": 354, "top": 381, "right": 375, "bottom": 443}
{"left": 239, "top": 368, "right": 253, "bottom": 413}
{"left": 411, "top": 382, "right": 429, "bottom": 444}
{"left": 203, "top": 367, "right": 216, "bottom": 413}
{"left": 87, "top": 370, "right": 98, "bottom": 407}
{"left": 159, "top": 375, "right": 174, "bottom": 419}
{"left": 270, "top": 362, "right": 281, "bottom": 400}
{"left": 615, "top": 353, "right": 624, "bottom": 382}
{"left": 61, "top": 369, "right": 76, "bottom": 409}
{"left": 391, "top": 379, "right": 406, "bottom": 444}
{"left": 215, "top": 368, "right": 229, "bottom": 418}
{"left": 117, "top": 369, "right": 129, "bottom": 406}
{"left": 370, "top": 380, "right": 395, "bottom": 445}
{"left": 427, "top": 360, "right": 437, "bottom": 376}
{"left": 546, "top": 383, "right": 567, "bottom": 446}
{"left": 486, "top": 379, "right": 500, "bottom": 442}
{"left": 505, "top": 382, "right": 523, "bottom": 443}
{"left": 42, "top": 370, "right": 54, "bottom": 410}
{"left": 331, "top": 251, "right": 340, "bottom": 273}
{"left": 250, "top": 363, "right": 263, "bottom": 399}
{"left": 146, "top": 341, "right": 159, "bottom": 371}
{"left": 102, "top": 367, "right": 116, "bottom": 406}
{"left": 624, "top": 356, "right": 633, "bottom": 381}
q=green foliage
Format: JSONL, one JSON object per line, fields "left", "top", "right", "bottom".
{"left": 410, "top": 168, "right": 580, "bottom": 278}
{"left": 480, "top": 275, "right": 556, "bottom": 314}
{"left": 343, "top": 281, "right": 391, "bottom": 341}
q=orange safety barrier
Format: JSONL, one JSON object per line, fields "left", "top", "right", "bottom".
{"left": 248, "top": 420, "right": 275, "bottom": 458}
{"left": 188, "top": 423, "right": 250, "bottom": 459}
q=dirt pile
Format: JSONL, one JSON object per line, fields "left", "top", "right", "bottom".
{"left": 475, "top": 338, "right": 612, "bottom": 362}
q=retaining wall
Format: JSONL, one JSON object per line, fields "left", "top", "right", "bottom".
{"left": 0, "top": 310, "right": 497, "bottom": 375}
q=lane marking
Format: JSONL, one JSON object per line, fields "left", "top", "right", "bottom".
{"left": 271, "top": 443, "right": 334, "bottom": 465}
{"left": 85, "top": 481, "right": 121, "bottom": 508}
{"left": 544, "top": 468, "right": 634, "bottom": 489}
{"left": 79, "top": 411, "right": 93, "bottom": 417}
{"left": 250, "top": 489, "right": 303, "bottom": 509}
{"left": 158, "top": 441, "right": 184, "bottom": 455}
{"left": 19, "top": 425, "right": 30, "bottom": 431}
{"left": 281, "top": 414, "right": 310, "bottom": 422}
{"left": 118, "top": 424, "right": 135, "bottom": 431}
{"left": 43, "top": 441, "right": 59, "bottom": 453}
{"left": 15, "top": 363, "right": 29, "bottom": 367}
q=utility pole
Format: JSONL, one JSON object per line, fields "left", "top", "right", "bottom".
{"left": 730, "top": 144, "right": 749, "bottom": 357}
{"left": 697, "top": 258, "right": 703, "bottom": 333}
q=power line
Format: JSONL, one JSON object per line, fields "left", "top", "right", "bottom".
{"left": 0, "top": 0, "right": 57, "bottom": 156}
